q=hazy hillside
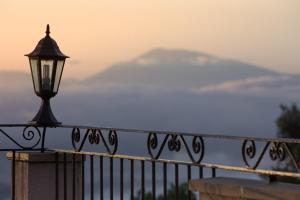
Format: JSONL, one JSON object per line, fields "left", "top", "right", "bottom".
{"left": 50, "top": 48, "right": 298, "bottom": 137}
{"left": 86, "top": 48, "right": 280, "bottom": 89}
{"left": 0, "top": 48, "right": 299, "bottom": 132}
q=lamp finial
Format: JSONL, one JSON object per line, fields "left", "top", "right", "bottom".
{"left": 46, "top": 24, "right": 50, "bottom": 36}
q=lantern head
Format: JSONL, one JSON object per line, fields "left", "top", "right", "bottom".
{"left": 25, "top": 25, "right": 69, "bottom": 126}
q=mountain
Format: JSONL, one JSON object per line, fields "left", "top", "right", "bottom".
{"left": 85, "top": 48, "right": 280, "bottom": 89}
{"left": 67, "top": 48, "right": 300, "bottom": 137}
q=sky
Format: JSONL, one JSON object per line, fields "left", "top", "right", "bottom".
{"left": 0, "top": 0, "right": 299, "bottom": 79}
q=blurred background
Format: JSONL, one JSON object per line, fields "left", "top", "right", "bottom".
{"left": 0, "top": 0, "right": 299, "bottom": 199}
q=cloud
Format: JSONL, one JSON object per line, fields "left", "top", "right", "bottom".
{"left": 134, "top": 58, "right": 157, "bottom": 66}
{"left": 192, "top": 75, "right": 300, "bottom": 96}
{"left": 193, "top": 55, "right": 220, "bottom": 65}
{"left": 133, "top": 54, "right": 220, "bottom": 67}
{"left": 68, "top": 59, "right": 81, "bottom": 66}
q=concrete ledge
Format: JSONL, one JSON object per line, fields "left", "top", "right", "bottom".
{"left": 189, "top": 177, "right": 300, "bottom": 200}
{"left": 7, "top": 151, "right": 84, "bottom": 162}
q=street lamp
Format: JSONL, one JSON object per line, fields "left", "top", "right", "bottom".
{"left": 26, "top": 25, "right": 69, "bottom": 126}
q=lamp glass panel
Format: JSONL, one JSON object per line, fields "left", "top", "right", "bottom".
{"left": 41, "top": 60, "right": 54, "bottom": 91}
{"left": 53, "top": 60, "right": 65, "bottom": 93}
{"left": 30, "top": 58, "right": 40, "bottom": 93}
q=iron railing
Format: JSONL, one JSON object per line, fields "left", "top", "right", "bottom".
{"left": 0, "top": 124, "right": 300, "bottom": 199}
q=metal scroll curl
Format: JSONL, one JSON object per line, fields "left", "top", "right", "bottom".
{"left": 242, "top": 139, "right": 270, "bottom": 169}
{"left": 269, "top": 142, "right": 286, "bottom": 161}
{"left": 242, "top": 140, "right": 292, "bottom": 170}
{"left": 71, "top": 127, "right": 118, "bottom": 154}
{"left": 168, "top": 135, "right": 181, "bottom": 152}
{"left": 280, "top": 143, "right": 300, "bottom": 171}
{"left": 71, "top": 127, "right": 89, "bottom": 151}
{"left": 181, "top": 135, "right": 204, "bottom": 163}
{"left": 147, "top": 132, "right": 205, "bottom": 163}
{"left": 99, "top": 129, "right": 118, "bottom": 155}
{"left": 147, "top": 132, "right": 169, "bottom": 159}
{"left": 0, "top": 126, "right": 41, "bottom": 149}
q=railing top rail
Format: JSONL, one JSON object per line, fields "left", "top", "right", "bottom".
{"left": 64, "top": 124, "right": 300, "bottom": 144}
{"left": 0, "top": 123, "right": 300, "bottom": 143}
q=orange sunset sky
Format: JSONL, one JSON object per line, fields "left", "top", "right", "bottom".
{"left": 0, "top": 0, "right": 299, "bottom": 79}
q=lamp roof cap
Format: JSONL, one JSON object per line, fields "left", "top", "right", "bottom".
{"left": 25, "top": 24, "right": 69, "bottom": 59}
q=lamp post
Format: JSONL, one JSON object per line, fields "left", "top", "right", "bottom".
{"left": 26, "top": 25, "right": 69, "bottom": 126}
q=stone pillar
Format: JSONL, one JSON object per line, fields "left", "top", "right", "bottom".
{"left": 7, "top": 152, "right": 84, "bottom": 200}
{"left": 189, "top": 177, "right": 300, "bottom": 200}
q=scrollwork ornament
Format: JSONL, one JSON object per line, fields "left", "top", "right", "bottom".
{"left": 192, "top": 136, "right": 204, "bottom": 154}
{"left": 99, "top": 129, "right": 118, "bottom": 155}
{"left": 21, "top": 126, "right": 41, "bottom": 149}
{"left": 246, "top": 140, "right": 256, "bottom": 159}
{"left": 88, "top": 129, "right": 100, "bottom": 145}
{"left": 168, "top": 135, "right": 181, "bottom": 152}
{"left": 72, "top": 128, "right": 81, "bottom": 143}
{"left": 149, "top": 132, "right": 158, "bottom": 149}
{"left": 269, "top": 145, "right": 277, "bottom": 160}
{"left": 147, "top": 132, "right": 158, "bottom": 158}
{"left": 242, "top": 140, "right": 271, "bottom": 169}
{"left": 242, "top": 139, "right": 257, "bottom": 168}
{"left": 180, "top": 135, "right": 205, "bottom": 163}
{"left": 71, "top": 128, "right": 92, "bottom": 151}
{"left": 269, "top": 142, "right": 286, "bottom": 161}
{"left": 277, "top": 143, "right": 286, "bottom": 161}
{"left": 108, "top": 130, "right": 118, "bottom": 147}
{"left": 147, "top": 132, "right": 170, "bottom": 159}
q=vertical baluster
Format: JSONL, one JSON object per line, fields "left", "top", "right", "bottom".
{"left": 110, "top": 157, "right": 114, "bottom": 200}
{"left": 199, "top": 166, "right": 203, "bottom": 179}
{"left": 72, "top": 154, "right": 76, "bottom": 200}
{"left": 100, "top": 156, "right": 103, "bottom": 200}
{"left": 212, "top": 168, "right": 216, "bottom": 178}
{"left": 163, "top": 162, "right": 167, "bottom": 200}
{"left": 55, "top": 152, "right": 59, "bottom": 200}
{"left": 120, "top": 158, "right": 124, "bottom": 200}
{"left": 82, "top": 154, "right": 85, "bottom": 200}
{"left": 152, "top": 161, "right": 156, "bottom": 200}
{"left": 187, "top": 165, "right": 191, "bottom": 200}
{"left": 130, "top": 160, "right": 134, "bottom": 200}
{"left": 90, "top": 155, "right": 94, "bottom": 200}
{"left": 175, "top": 163, "right": 179, "bottom": 200}
{"left": 141, "top": 160, "right": 145, "bottom": 200}
{"left": 11, "top": 150, "right": 15, "bottom": 200}
{"left": 64, "top": 153, "right": 67, "bottom": 200}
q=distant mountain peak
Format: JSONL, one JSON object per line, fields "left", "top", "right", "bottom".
{"left": 139, "top": 48, "right": 209, "bottom": 58}
{"left": 133, "top": 48, "right": 219, "bottom": 66}
{"left": 86, "top": 48, "right": 280, "bottom": 89}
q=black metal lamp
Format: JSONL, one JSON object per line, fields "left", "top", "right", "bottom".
{"left": 26, "top": 25, "right": 69, "bottom": 126}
